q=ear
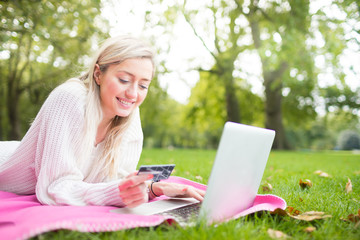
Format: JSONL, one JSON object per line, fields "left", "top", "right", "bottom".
{"left": 93, "top": 64, "right": 102, "bottom": 85}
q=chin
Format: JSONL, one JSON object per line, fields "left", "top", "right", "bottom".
{"left": 116, "top": 111, "right": 132, "bottom": 118}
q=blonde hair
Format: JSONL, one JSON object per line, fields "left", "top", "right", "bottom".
{"left": 76, "top": 35, "right": 155, "bottom": 181}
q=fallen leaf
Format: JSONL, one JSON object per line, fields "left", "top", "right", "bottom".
{"left": 267, "top": 228, "right": 290, "bottom": 239}
{"left": 266, "top": 176, "right": 273, "bottom": 181}
{"left": 345, "top": 178, "right": 353, "bottom": 193}
{"left": 355, "top": 221, "right": 360, "bottom": 228}
{"left": 354, "top": 170, "right": 360, "bottom": 175}
{"left": 262, "top": 183, "right": 273, "bottom": 192}
{"left": 299, "top": 197, "right": 303, "bottom": 202}
{"left": 270, "top": 208, "right": 331, "bottom": 221}
{"left": 343, "top": 210, "right": 360, "bottom": 228}
{"left": 299, "top": 179, "right": 313, "bottom": 189}
{"left": 314, "top": 170, "right": 331, "bottom": 178}
{"left": 270, "top": 208, "right": 288, "bottom": 216}
{"left": 287, "top": 206, "right": 301, "bottom": 216}
{"left": 346, "top": 213, "right": 360, "bottom": 223}
{"left": 195, "top": 175, "right": 203, "bottom": 181}
{"left": 292, "top": 211, "right": 332, "bottom": 221}
{"left": 303, "top": 226, "right": 316, "bottom": 233}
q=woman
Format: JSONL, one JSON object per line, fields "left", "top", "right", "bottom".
{"left": 0, "top": 35, "right": 205, "bottom": 208}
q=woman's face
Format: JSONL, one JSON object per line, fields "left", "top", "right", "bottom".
{"left": 94, "top": 58, "right": 153, "bottom": 121}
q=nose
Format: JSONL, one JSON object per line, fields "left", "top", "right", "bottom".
{"left": 125, "top": 84, "right": 137, "bottom": 99}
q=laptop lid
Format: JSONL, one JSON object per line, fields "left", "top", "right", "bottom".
{"left": 110, "top": 122, "right": 275, "bottom": 221}
{"left": 199, "top": 122, "right": 275, "bottom": 223}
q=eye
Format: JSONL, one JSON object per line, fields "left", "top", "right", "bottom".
{"left": 139, "top": 84, "right": 148, "bottom": 90}
{"left": 119, "top": 78, "right": 129, "bottom": 83}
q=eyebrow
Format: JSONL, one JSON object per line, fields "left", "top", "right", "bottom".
{"left": 117, "top": 70, "right": 151, "bottom": 82}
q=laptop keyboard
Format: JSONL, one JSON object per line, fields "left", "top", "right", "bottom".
{"left": 159, "top": 202, "right": 201, "bottom": 224}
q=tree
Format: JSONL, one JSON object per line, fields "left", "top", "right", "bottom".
{"left": 243, "top": 0, "right": 318, "bottom": 149}
{"left": 0, "top": 0, "right": 108, "bottom": 139}
{"left": 142, "top": 0, "right": 322, "bottom": 149}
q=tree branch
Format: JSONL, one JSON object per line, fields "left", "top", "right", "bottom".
{"left": 181, "top": 8, "right": 218, "bottom": 62}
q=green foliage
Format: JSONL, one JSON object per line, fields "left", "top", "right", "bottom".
{"left": 140, "top": 76, "right": 183, "bottom": 148}
{"left": 179, "top": 70, "right": 263, "bottom": 148}
{"left": 287, "top": 109, "right": 360, "bottom": 150}
{"left": 1, "top": 0, "right": 359, "bottom": 149}
{"left": 337, "top": 130, "right": 360, "bottom": 150}
{"left": 0, "top": 0, "right": 108, "bottom": 139}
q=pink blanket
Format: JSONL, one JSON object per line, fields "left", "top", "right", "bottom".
{"left": 0, "top": 176, "right": 286, "bottom": 240}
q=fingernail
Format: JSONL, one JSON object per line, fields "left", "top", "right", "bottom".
{"left": 147, "top": 174, "right": 154, "bottom": 179}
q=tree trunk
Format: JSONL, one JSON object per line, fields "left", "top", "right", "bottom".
{"left": 247, "top": 6, "right": 290, "bottom": 149}
{"left": 263, "top": 63, "right": 290, "bottom": 149}
{"left": 224, "top": 72, "right": 241, "bottom": 123}
{"left": 7, "top": 79, "right": 21, "bottom": 140}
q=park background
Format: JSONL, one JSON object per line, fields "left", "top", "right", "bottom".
{"left": 1, "top": 0, "right": 360, "bottom": 150}
{"left": 1, "top": 1, "right": 360, "bottom": 239}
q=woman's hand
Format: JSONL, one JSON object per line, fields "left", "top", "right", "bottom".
{"left": 118, "top": 172, "right": 153, "bottom": 208}
{"left": 151, "top": 182, "right": 206, "bottom": 202}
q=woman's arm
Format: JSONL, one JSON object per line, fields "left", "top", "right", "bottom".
{"left": 33, "top": 81, "right": 125, "bottom": 206}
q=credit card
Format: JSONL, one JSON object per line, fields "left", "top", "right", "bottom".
{"left": 137, "top": 164, "right": 175, "bottom": 182}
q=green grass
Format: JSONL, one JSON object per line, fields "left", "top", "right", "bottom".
{"left": 34, "top": 150, "right": 360, "bottom": 240}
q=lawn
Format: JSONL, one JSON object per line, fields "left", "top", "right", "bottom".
{"left": 35, "top": 149, "right": 360, "bottom": 240}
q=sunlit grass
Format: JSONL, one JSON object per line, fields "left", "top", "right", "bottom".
{"left": 34, "top": 150, "right": 360, "bottom": 240}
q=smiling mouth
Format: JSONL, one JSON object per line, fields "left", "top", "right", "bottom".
{"left": 116, "top": 97, "right": 134, "bottom": 106}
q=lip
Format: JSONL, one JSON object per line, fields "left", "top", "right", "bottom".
{"left": 116, "top": 97, "right": 134, "bottom": 109}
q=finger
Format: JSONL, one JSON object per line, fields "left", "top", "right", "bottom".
{"left": 131, "top": 173, "right": 153, "bottom": 185}
{"left": 126, "top": 172, "right": 138, "bottom": 178}
{"left": 121, "top": 188, "right": 148, "bottom": 207}
{"left": 120, "top": 183, "right": 147, "bottom": 198}
{"left": 119, "top": 174, "right": 152, "bottom": 191}
{"left": 187, "top": 188, "right": 204, "bottom": 202}
{"left": 122, "top": 191, "right": 147, "bottom": 206}
{"left": 126, "top": 197, "right": 148, "bottom": 208}
{"left": 196, "top": 188, "right": 206, "bottom": 197}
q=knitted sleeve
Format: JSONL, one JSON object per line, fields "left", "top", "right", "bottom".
{"left": 34, "top": 81, "right": 125, "bottom": 206}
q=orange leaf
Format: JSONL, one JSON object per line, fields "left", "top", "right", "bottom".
{"left": 347, "top": 214, "right": 360, "bottom": 223}
{"left": 345, "top": 178, "right": 353, "bottom": 193}
{"left": 287, "top": 206, "right": 301, "bottom": 216}
{"left": 303, "top": 226, "right": 316, "bottom": 233}
{"left": 267, "top": 229, "right": 290, "bottom": 239}
{"left": 299, "top": 179, "right": 313, "bottom": 189}
{"left": 262, "top": 183, "right": 273, "bottom": 192}
{"left": 270, "top": 208, "right": 288, "bottom": 216}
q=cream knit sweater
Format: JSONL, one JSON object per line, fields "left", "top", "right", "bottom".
{"left": 0, "top": 80, "right": 143, "bottom": 206}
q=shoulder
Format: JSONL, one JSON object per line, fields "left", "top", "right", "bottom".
{"left": 45, "top": 79, "right": 87, "bottom": 111}
{"left": 50, "top": 78, "right": 87, "bottom": 102}
{"left": 39, "top": 78, "right": 88, "bottom": 122}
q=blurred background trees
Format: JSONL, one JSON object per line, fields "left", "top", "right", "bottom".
{"left": 1, "top": 0, "right": 359, "bottom": 151}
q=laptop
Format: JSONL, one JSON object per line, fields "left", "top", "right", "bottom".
{"left": 111, "top": 122, "right": 275, "bottom": 225}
